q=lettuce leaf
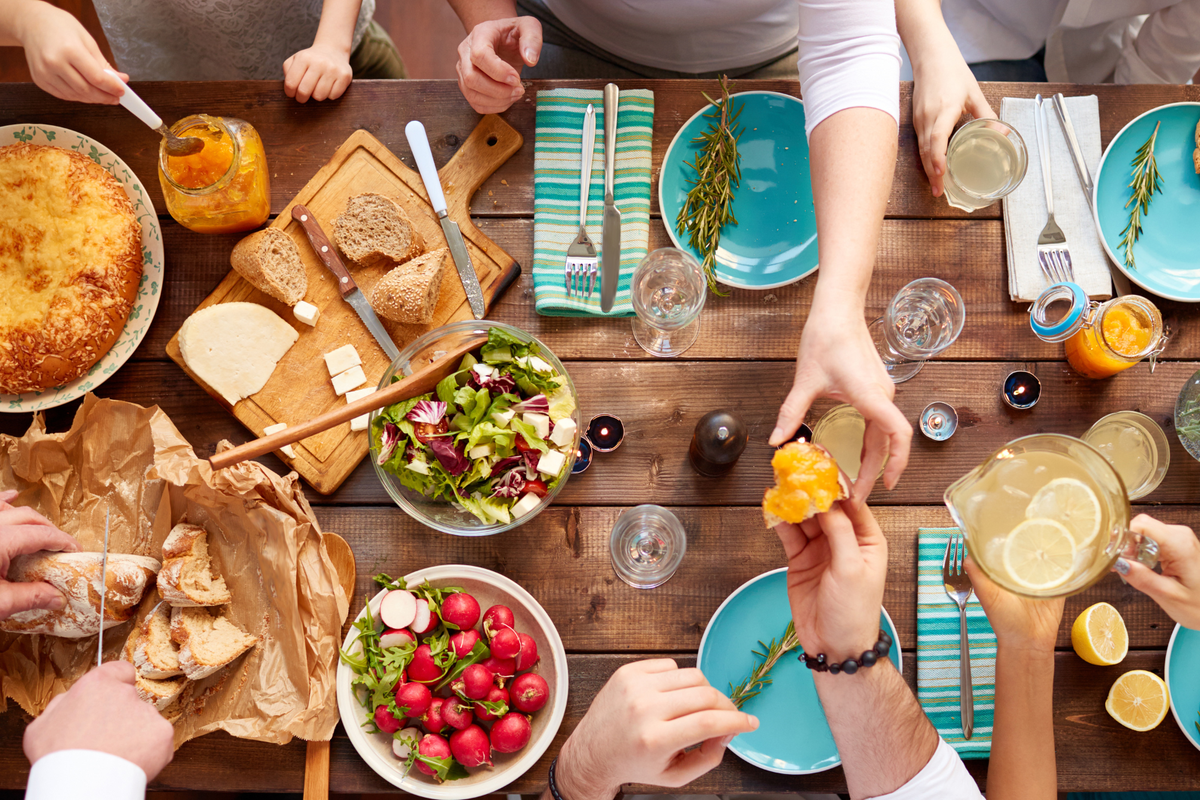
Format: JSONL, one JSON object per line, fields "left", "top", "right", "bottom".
{"left": 510, "top": 415, "right": 549, "bottom": 453}
{"left": 464, "top": 422, "right": 516, "bottom": 454}
{"left": 546, "top": 378, "right": 576, "bottom": 423}
{"left": 460, "top": 494, "right": 512, "bottom": 525}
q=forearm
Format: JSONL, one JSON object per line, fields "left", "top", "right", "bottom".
{"left": 895, "top": 0, "right": 956, "bottom": 72}
{"left": 540, "top": 735, "right": 619, "bottom": 800}
{"left": 313, "top": 0, "right": 363, "bottom": 54}
{"left": 986, "top": 646, "right": 1057, "bottom": 800}
{"left": 0, "top": 0, "right": 46, "bottom": 47}
{"left": 447, "top": 0, "right": 517, "bottom": 32}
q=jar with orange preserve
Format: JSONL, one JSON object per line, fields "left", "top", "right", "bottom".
{"left": 1030, "top": 283, "right": 1166, "bottom": 379}
{"left": 158, "top": 115, "right": 269, "bottom": 234}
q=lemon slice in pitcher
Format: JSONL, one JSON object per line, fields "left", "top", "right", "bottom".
{"left": 1003, "top": 518, "right": 1077, "bottom": 591}
{"left": 1026, "top": 478, "right": 1102, "bottom": 548}
{"left": 1106, "top": 670, "right": 1170, "bottom": 731}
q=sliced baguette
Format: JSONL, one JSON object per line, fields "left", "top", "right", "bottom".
{"left": 157, "top": 523, "right": 232, "bottom": 607}
{"left": 333, "top": 192, "right": 424, "bottom": 269}
{"left": 133, "top": 601, "right": 183, "bottom": 679}
{"left": 230, "top": 228, "right": 307, "bottom": 305}
{"left": 368, "top": 247, "right": 449, "bottom": 324}
{"left": 123, "top": 615, "right": 187, "bottom": 711}
{"left": 170, "top": 606, "right": 257, "bottom": 680}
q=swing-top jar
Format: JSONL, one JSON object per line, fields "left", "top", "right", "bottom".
{"left": 1030, "top": 283, "right": 1166, "bottom": 379}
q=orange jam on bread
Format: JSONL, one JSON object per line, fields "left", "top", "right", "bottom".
{"left": 762, "top": 442, "right": 845, "bottom": 526}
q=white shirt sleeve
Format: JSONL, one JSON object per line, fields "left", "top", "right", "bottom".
{"left": 26, "top": 750, "right": 147, "bottom": 800}
{"left": 1114, "top": 1, "right": 1200, "bottom": 85}
{"left": 796, "top": 0, "right": 901, "bottom": 138}
{"left": 872, "top": 738, "right": 985, "bottom": 800}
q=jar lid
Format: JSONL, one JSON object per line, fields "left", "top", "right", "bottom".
{"left": 1029, "top": 282, "right": 1087, "bottom": 342}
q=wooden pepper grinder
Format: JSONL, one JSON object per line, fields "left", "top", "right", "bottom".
{"left": 688, "top": 410, "right": 748, "bottom": 476}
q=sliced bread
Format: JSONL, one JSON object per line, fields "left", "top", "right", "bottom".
{"left": 368, "top": 247, "right": 449, "bottom": 324}
{"left": 123, "top": 617, "right": 187, "bottom": 711}
{"left": 133, "top": 601, "right": 183, "bottom": 679}
{"left": 157, "top": 523, "right": 232, "bottom": 607}
{"left": 333, "top": 192, "right": 424, "bottom": 269}
{"left": 170, "top": 606, "right": 257, "bottom": 680}
{"left": 230, "top": 228, "right": 307, "bottom": 305}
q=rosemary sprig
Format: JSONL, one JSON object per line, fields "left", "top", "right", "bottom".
{"left": 1119, "top": 121, "right": 1163, "bottom": 272}
{"left": 728, "top": 620, "right": 799, "bottom": 709}
{"left": 676, "top": 75, "right": 743, "bottom": 296}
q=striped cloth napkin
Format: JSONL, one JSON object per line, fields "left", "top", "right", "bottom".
{"left": 917, "top": 527, "right": 997, "bottom": 759}
{"left": 532, "top": 88, "right": 654, "bottom": 317}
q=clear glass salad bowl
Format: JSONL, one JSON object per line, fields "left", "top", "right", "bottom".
{"left": 369, "top": 321, "right": 580, "bottom": 536}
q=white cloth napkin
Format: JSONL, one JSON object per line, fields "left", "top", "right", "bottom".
{"left": 1001, "top": 95, "right": 1112, "bottom": 302}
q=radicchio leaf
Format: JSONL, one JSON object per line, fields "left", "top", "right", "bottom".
{"left": 377, "top": 423, "right": 402, "bottom": 465}
{"left": 491, "top": 455, "right": 522, "bottom": 474}
{"left": 407, "top": 400, "right": 448, "bottom": 425}
{"left": 522, "top": 450, "right": 540, "bottom": 479}
{"left": 429, "top": 437, "right": 470, "bottom": 476}
{"left": 480, "top": 372, "right": 516, "bottom": 395}
{"left": 510, "top": 394, "right": 549, "bottom": 414}
{"left": 491, "top": 468, "right": 526, "bottom": 499}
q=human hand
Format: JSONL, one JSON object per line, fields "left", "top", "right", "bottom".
{"left": 769, "top": 306, "right": 912, "bottom": 501}
{"left": 24, "top": 661, "right": 174, "bottom": 779}
{"left": 283, "top": 43, "right": 353, "bottom": 103}
{"left": 14, "top": 1, "right": 126, "bottom": 104}
{"left": 1117, "top": 515, "right": 1200, "bottom": 630}
{"left": 552, "top": 659, "right": 758, "bottom": 800}
{"left": 774, "top": 501, "right": 888, "bottom": 659}
{"left": 965, "top": 555, "right": 1064, "bottom": 653}
{"left": 455, "top": 17, "right": 541, "bottom": 114}
{"left": 0, "top": 490, "right": 79, "bottom": 621}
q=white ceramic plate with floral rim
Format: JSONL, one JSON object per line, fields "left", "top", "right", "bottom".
{"left": 0, "top": 124, "right": 164, "bottom": 413}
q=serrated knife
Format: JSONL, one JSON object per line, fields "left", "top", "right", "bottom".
{"left": 291, "top": 204, "right": 401, "bottom": 362}
{"left": 405, "top": 120, "right": 486, "bottom": 319}
{"left": 601, "top": 83, "right": 621, "bottom": 313}
{"left": 96, "top": 507, "right": 110, "bottom": 667}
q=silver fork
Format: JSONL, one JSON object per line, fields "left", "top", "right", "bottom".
{"left": 565, "top": 104, "right": 598, "bottom": 298}
{"left": 1034, "top": 94, "right": 1074, "bottom": 286}
{"left": 942, "top": 534, "right": 975, "bottom": 740}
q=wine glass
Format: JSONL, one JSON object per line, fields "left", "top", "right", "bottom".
{"left": 631, "top": 248, "right": 707, "bottom": 358}
{"left": 869, "top": 278, "right": 966, "bottom": 383}
{"left": 609, "top": 505, "right": 687, "bottom": 589}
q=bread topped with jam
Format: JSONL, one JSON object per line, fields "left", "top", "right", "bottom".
{"left": 762, "top": 442, "right": 849, "bottom": 527}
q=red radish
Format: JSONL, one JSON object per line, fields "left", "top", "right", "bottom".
{"left": 474, "top": 686, "right": 509, "bottom": 722}
{"left": 481, "top": 655, "right": 516, "bottom": 683}
{"left": 410, "top": 598, "right": 437, "bottom": 635}
{"left": 408, "top": 644, "right": 443, "bottom": 683}
{"left": 450, "top": 628, "right": 481, "bottom": 658}
{"left": 391, "top": 669, "right": 408, "bottom": 689}
{"left": 482, "top": 605, "right": 515, "bottom": 640}
{"left": 490, "top": 712, "right": 532, "bottom": 753}
{"left": 380, "top": 590, "right": 417, "bottom": 630}
{"left": 441, "top": 698, "right": 474, "bottom": 731}
{"left": 395, "top": 682, "right": 432, "bottom": 718}
{"left": 374, "top": 704, "right": 405, "bottom": 734}
{"left": 449, "top": 724, "right": 494, "bottom": 768}
{"left": 422, "top": 697, "right": 448, "bottom": 734}
{"left": 510, "top": 672, "right": 549, "bottom": 713}
{"left": 379, "top": 628, "right": 416, "bottom": 649}
{"left": 462, "top": 664, "right": 493, "bottom": 700}
{"left": 515, "top": 633, "right": 539, "bottom": 671}
{"left": 440, "top": 592, "right": 480, "bottom": 630}
{"left": 416, "top": 734, "right": 452, "bottom": 779}
{"left": 392, "top": 726, "right": 421, "bottom": 759}
{"left": 490, "top": 627, "right": 521, "bottom": 660}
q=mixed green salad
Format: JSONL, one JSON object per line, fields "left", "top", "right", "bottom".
{"left": 372, "top": 329, "right": 577, "bottom": 525}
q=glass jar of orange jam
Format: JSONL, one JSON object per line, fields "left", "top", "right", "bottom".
{"left": 1030, "top": 284, "right": 1166, "bottom": 379}
{"left": 158, "top": 115, "right": 269, "bottom": 234}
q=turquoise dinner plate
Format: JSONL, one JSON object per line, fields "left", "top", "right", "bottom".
{"left": 1094, "top": 102, "right": 1200, "bottom": 302}
{"left": 698, "top": 568, "right": 901, "bottom": 774}
{"left": 1165, "top": 624, "right": 1200, "bottom": 752}
{"left": 659, "top": 91, "right": 816, "bottom": 290}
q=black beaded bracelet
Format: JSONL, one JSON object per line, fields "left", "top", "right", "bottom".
{"left": 798, "top": 630, "right": 892, "bottom": 675}
{"left": 548, "top": 756, "right": 567, "bottom": 800}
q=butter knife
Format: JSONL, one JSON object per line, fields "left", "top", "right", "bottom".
{"left": 405, "top": 120, "right": 486, "bottom": 319}
{"left": 291, "top": 205, "right": 401, "bottom": 362}
{"left": 96, "top": 507, "right": 110, "bottom": 667}
{"left": 600, "top": 83, "right": 621, "bottom": 313}
{"left": 1051, "top": 93, "right": 1132, "bottom": 297}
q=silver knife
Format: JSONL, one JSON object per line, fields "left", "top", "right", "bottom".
{"left": 1051, "top": 93, "right": 1133, "bottom": 297}
{"left": 601, "top": 83, "right": 621, "bottom": 313}
{"left": 405, "top": 120, "right": 486, "bottom": 320}
{"left": 291, "top": 204, "right": 401, "bottom": 362}
{"left": 96, "top": 507, "right": 110, "bottom": 667}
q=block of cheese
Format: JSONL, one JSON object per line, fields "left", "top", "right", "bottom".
{"left": 324, "top": 344, "right": 361, "bottom": 377}
{"left": 178, "top": 303, "right": 299, "bottom": 406}
{"left": 331, "top": 365, "right": 367, "bottom": 396}
{"left": 345, "top": 387, "right": 376, "bottom": 432}
{"left": 263, "top": 422, "right": 295, "bottom": 458}
{"left": 345, "top": 387, "right": 376, "bottom": 403}
{"left": 293, "top": 301, "right": 320, "bottom": 327}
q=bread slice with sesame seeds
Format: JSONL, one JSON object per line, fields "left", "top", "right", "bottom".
{"left": 333, "top": 192, "right": 424, "bottom": 269}
{"left": 229, "top": 228, "right": 307, "bottom": 306}
{"left": 368, "top": 247, "right": 449, "bottom": 325}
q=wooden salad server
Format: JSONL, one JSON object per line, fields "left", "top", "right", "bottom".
{"left": 207, "top": 334, "right": 487, "bottom": 471}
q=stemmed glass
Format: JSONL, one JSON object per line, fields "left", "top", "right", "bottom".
{"left": 631, "top": 248, "right": 707, "bottom": 358}
{"left": 869, "top": 278, "right": 966, "bottom": 383}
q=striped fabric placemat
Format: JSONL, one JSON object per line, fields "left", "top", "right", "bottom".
{"left": 917, "top": 527, "right": 996, "bottom": 758}
{"left": 532, "top": 88, "right": 654, "bottom": 317}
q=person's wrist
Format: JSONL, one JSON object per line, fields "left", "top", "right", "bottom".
{"left": 996, "top": 637, "right": 1057, "bottom": 662}
{"left": 311, "top": 33, "right": 352, "bottom": 57}
{"left": 10, "top": 0, "right": 50, "bottom": 45}
{"left": 801, "top": 623, "right": 883, "bottom": 666}
{"left": 554, "top": 737, "right": 620, "bottom": 800}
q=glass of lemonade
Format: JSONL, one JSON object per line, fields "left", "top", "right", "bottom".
{"left": 811, "top": 404, "right": 887, "bottom": 482}
{"left": 943, "top": 118, "right": 1029, "bottom": 212}
{"left": 1083, "top": 411, "right": 1170, "bottom": 501}
{"left": 945, "top": 433, "right": 1158, "bottom": 598}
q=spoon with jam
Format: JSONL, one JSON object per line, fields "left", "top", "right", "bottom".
{"left": 104, "top": 70, "right": 204, "bottom": 157}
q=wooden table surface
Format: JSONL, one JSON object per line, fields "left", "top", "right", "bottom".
{"left": 2, "top": 79, "right": 1200, "bottom": 795}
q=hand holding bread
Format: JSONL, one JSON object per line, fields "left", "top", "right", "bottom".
{"left": 0, "top": 491, "right": 79, "bottom": 621}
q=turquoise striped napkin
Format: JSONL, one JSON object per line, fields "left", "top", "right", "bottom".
{"left": 533, "top": 89, "right": 654, "bottom": 317}
{"left": 917, "top": 528, "right": 996, "bottom": 758}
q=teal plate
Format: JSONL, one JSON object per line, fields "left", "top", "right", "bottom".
{"left": 1094, "top": 102, "right": 1200, "bottom": 302}
{"left": 1165, "top": 624, "right": 1200, "bottom": 752}
{"left": 697, "top": 568, "right": 900, "bottom": 774}
{"left": 659, "top": 91, "right": 816, "bottom": 290}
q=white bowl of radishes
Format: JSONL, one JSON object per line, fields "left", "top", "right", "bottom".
{"left": 337, "top": 564, "right": 568, "bottom": 798}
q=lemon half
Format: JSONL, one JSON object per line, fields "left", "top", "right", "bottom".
{"left": 1071, "top": 602, "right": 1129, "bottom": 666}
{"left": 1106, "top": 670, "right": 1169, "bottom": 731}
{"left": 1003, "top": 518, "right": 1078, "bottom": 591}
{"left": 1026, "top": 478, "right": 1102, "bottom": 548}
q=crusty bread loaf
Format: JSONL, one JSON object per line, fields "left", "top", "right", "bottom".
{"left": 0, "top": 551, "right": 160, "bottom": 638}
{"left": 157, "top": 523, "right": 232, "bottom": 607}
{"left": 122, "top": 613, "right": 187, "bottom": 711}
{"left": 133, "top": 601, "right": 183, "bottom": 679}
{"left": 230, "top": 228, "right": 308, "bottom": 306}
{"left": 333, "top": 192, "right": 424, "bottom": 269}
{"left": 368, "top": 247, "right": 449, "bottom": 324}
{"left": 170, "top": 606, "right": 257, "bottom": 680}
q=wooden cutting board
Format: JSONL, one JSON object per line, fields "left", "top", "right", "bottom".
{"left": 166, "top": 116, "right": 523, "bottom": 495}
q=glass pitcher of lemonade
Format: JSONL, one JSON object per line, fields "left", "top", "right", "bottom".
{"left": 945, "top": 434, "right": 1159, "bottom": 598}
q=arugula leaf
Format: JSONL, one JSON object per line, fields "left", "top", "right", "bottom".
{"left": 433, "top": 640, "right": 491, "bottom": 692}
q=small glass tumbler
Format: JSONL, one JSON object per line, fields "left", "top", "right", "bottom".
{"left": 610, "top": 504, "right": 687, "bottom": 589}
{"left": 942, "top": 118, "right": 1028, "bottom": 213}
{"left": 631, "top": 248, "right": 707, "bottom": 358}
{"left": 869, "top": 277, "right": 966, "bottom": 383}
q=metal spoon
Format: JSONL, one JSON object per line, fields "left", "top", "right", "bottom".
{"left": 104, "top": 70, "right": 204, "bottom": 157}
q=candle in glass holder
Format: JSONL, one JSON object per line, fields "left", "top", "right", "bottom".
{"left": 1003, "top": 371, "right": 1041, "bottom": 409}
{"left": 586, "top": 415, "right": 625, "bottom": 452}
{"left": 571, "top": 438, "right": 593, "bottom": 474}
{"left": 688, "top": 411, "right": 748, "bottom": 476}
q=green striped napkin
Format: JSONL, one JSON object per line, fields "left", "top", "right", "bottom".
{"left": 917, "top": 528, "right": 996, "bottom": 758}
{"left": 533, "top": 89, "right": 654, "bottom": 317}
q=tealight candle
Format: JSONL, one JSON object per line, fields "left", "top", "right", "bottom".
{"left": 1003, "top": 371, "right": 1041, "bottom": 410}
{"left": 920, "top": 402, "right": 959, "bottom": 441}
{"left": 782, "top": 423, "right": 814, "bottom": 446}
{"left": 571, "top": 438, "right": 593, "bottom": 474}
{"left": 586, "top": 415, "right": 625, "bottom": 452}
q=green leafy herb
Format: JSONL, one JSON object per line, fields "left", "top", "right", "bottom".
{"left": 338, "top": 595, "right": 415, "bottom": 726}
{"left": 728, "top": 621, "right": 799, "bottom": 709}
{"left": 675, "top": 75, "right": 742, "bottom": 296}
{"left": 434, "top": 639, "right": 491, "bottom": 692}
{"left": 1119, "top": 120, "right": 1163, "bottom": 272}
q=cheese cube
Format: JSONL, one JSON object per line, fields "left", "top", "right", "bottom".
{"left": 537, "top": 449, "right": 565, "bottom": 477}
{"left": 262, "top": 423, "right": 295, "bottom": 458}
{"left": 293, "top": 301, "right": 320, "bottom": 326}
{"left": 407, "top": 460, "right": 430, "bottom": 475}
{"left": 345, "top": 387, "right": 376, "bottom": 403}
{"left": 331, "top": 365, "right": 367, "bottom": 396}
{"left": 523, "top": 412, "right": 550, "bottom": 439}
{"left": 548, "top": 417, "right": 577, "bottom": 448}
{"left": 324, "top": 344, "right": 361, "bottom": 377}
{"left": 350, "top": 414, "right": 369, "bottom": 432}
{"left": 511, "top": 492, "right": 541, "bottom": 519}
{"left": 472, "top": 363, "right": 496, "bottom": 380}
{"left": 492, "top": 409, "right": 516, "bottom": 427}
{"left": 468, "top": 444, "right": 493, "bottom": 460}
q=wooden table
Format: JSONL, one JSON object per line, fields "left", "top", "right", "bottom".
{"left": 2, "top": 79, "right": 1200, "bottom": 795}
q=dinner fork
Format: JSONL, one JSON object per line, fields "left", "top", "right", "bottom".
{"left": 1034, "top": 94, "right": 1074, "bottom": 286}
{"left": 943, "top": 534, "right": 975, "bottom": 740}
{"left": 565, "top": 104, "right": 598, "bottom": 298}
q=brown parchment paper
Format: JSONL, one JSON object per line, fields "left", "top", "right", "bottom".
{"left": 0, "top": 395, "right": 349, "bottom": 747}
